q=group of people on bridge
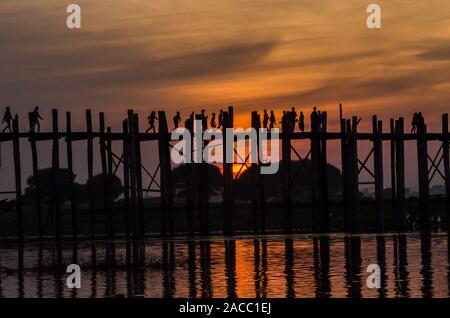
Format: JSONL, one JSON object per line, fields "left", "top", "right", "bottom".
{"left": 1, "top": 106, "right": 43, "bottom": 133}
{"left": 2, "top": 106, "right": 425, "bottom": 135}
{"left": 156, "top": 106, "right": 325, "bottom": 133}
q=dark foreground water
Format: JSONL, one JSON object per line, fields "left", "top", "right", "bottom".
{"left": 0, "top": 233, "right": 449, "bottom": 298}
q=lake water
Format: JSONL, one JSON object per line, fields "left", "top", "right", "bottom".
{"left": 0, "top": 233, "right": 449, "bottom": 298}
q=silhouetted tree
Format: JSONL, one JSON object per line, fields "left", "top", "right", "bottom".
{"left": 87, "top": 174, "right": 123, "bottom": 203}
{"left": 23, "top": 168, "right": 123, "bottom": 205}
{"left": 234, "top": 159, "right": 342, "bottom": 202}
{"left": 24, "top": 168, "right": 79, "bottom": 203}
{"left": 172, "top": 164, "right": 222, "bottom": 200}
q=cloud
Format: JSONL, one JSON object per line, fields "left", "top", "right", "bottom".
{"left": 417, "top": 45, "right": 450, "bottom": 61}
{"left": 0, "top": 40, "right": 278, "bottom": 105}
{"left": 237, "top": 67, "right": 450, "bottom": 108}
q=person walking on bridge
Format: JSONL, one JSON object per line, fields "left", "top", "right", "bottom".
{"left": 269, "top": 110, "right": 276, "bottom": 131}
{"left": 411, "top": 112, "right": 418, "bottom": 133}
{"left": 146, "top": 111, "right": 158, "bottom": 133}
{"left": 30, "top": 106, "right": 43, "bottom": 132}
{"left": 298, "top": 111, "right": 305, "bottom": 133}
{"left": 210, "top": 112, "right": 217, "bottom": 128}
{"left": 2, "top": 106, "right": 13, "bottom": 133}
{"left": 173, "top": 111, "right": 181, "bottom": 129}
{"left": 289, "top": 107, "right": 297, "bottom": 132}
{"left": 262, "top": 109, "right": 269, "bottom": 129}
{"left": 218, "top": 110, "right": 224, "bottom": 129}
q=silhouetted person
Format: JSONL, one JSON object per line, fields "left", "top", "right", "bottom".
{"left": 173, "top": 111, "right": 181, "bottom": 129}
{"left": 2, "top": 106, "right": 13, "bottom": 133}
{"left": 269, "top": 110, "right": 276, "bottom": 131}
{"left": 30, "top": 106, "right": 43, "bottom": 132}
{"left": 210, "top": 112, "right": 217, "bottom": 128}
{"left": 289, "top": 107, "right": 297, "bottom": 132}
{"left": 317, "top": 110, "right": 323, "bottom": 132}
{"left": 218, "top": 110, "right": 224, "bottom": 129}
{"left": 200, "top": 109, "right": 208, "bottom": 130}
{"left": 411, "top": 112, "right": 418, "bottom": 133}
{"left": 146, "top": 111, "right": 158, "bottom": 133}
{"left": 418, "top": 112, "right": 424, "bottom": 128}
{"left": 185, "top": 112, "right": 194, "bottom": 132}
{"left": 262, "top": 109, "right": 269, "bottom": 129}
{"left": 298, "top": 111, "right": 305, "bottom": 132}
{"left": 311, "top": 107, "right": 319, "bottom": 132}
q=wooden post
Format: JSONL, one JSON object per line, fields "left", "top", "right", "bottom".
{"left": 127, "top": 110, "right": 138, "bottom": 238}
{"left": 395, "top": 118, "right": 406, "bottom": 231}
{"left": 52, "top": 109, "right": 61, "bottom": 241}
{"left": 319, "top": 112, "right": 329, "bottom": 232}
{"left": 186, "top": 113, "right": 195, "bottom": 236}
{"left": 259, "top": 113, "right": 266, "bottom": 234}
{"left": 390, "top": 119, "right": 397, "bottom": 229}
{"left": 442, "top": 114, "right": 450, "bottom": 234}
{"left": 107, "top": 127, "right": 114, "bottom": 239}
{"left": 282, "top": 113, "right": 292, "bottom": 234}
{"left": 310, "top": 111, "right": 320, "bottom": 232}
{"left": 373, "top": 116, "right": 384, "bottom": 232}
{"left": 86, "top": 110, "right": 95, "bottom": 239}
{"left": 195, "top": 113, "right": 208, "bottom": 236}
{"left": 133, "top": 114, "right": 145, "bottom": 238}
{"left": 341, "top": 118, "right": 349, "bottom": 232}
{"left": 99, "top": 113, "right": 109, "bottom": 239}
{"left": 29, "top": 116, "right": 42, "bottom": 240}
{"left": 158, "top": 111, "right": 174, "bottom": 236}
{"left": 223, "top": 107, "right": 234, "bottom": 235}
{"left": 199, "top": 160, "right": 209, "bottom": 236}
{"left": 251, "top": 111, "right": 260, "bottom": 234}
{"left": 66, "top": 112, "right": 77, "bottom": 240}
{"left": 348, "top": 117, "right": 359, "bottom": 233}
{"left": 12, "top": 115, "right": 23, "bottom": 242}
{"left": 417, "top": 119, "right": 430, "bottom": 232}
{"left": 122, "top": 120, "right": 131, "bottom": 239}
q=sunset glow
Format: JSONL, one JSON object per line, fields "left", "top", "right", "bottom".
{"left": 2, "top": 0, "right": 450, "bottom": 131}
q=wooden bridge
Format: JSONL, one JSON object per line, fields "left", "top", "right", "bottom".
{"left": 0, "top": 105, "right": 449, "bottom": 242}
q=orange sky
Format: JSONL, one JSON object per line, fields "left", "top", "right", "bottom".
{"left": 2, "top": 0, "right": 450, "bottom": 131}
{"left": 1, "top": 0, "right": 450, "bottom": 190}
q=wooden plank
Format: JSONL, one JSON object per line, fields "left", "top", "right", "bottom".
{"left": 12, "top": 115, "right": 23, "bottom": 242}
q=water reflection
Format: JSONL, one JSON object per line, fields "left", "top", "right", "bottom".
{"left": 0, "top": 233, "right": 449, "bottom": 298}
